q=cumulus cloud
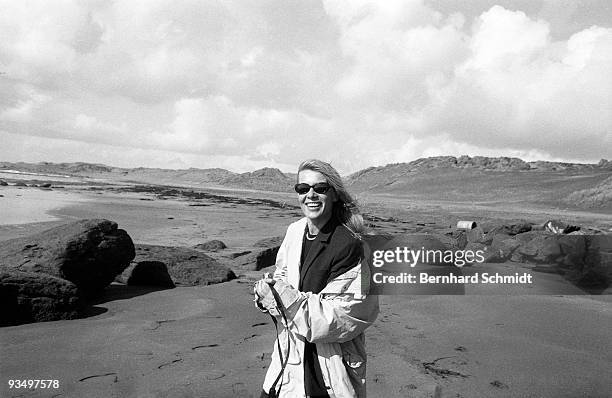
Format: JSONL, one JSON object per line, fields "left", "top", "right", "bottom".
{"left": 428, "top": 8, "right": 612, "bottom": 159}
{"left": 0, "top": 0, "right": 610, "bottom": 173}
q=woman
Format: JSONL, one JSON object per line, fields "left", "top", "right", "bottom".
{"left": 254, "top": 159, "right": 379, "bottom": 398}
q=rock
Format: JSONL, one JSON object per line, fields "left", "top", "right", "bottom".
{"left": 254, "top": 246, "right": 280, "bottom": 270}
{"left": 464, "top": 242, "right": 487, "bottom": 252}
{"left": 478, "top": 220, "right": 502, "bottom": 234}
{"left": 193, "top": 240, "right": 227, "bottom": 252}
{"left": 134, "top": 244, "right": 236, "bottom": 285}
{"left": 363, "top": 233, "right": 457, "bottom": 266}
{"left": 466, "top": 226, "right": 484, "bottom": 244}
{"left": 230, "top": 237, "right": 284, "bottom": 270}
{"left": 0, "top": 180, "right": 8, "bottom": 186}
{"left": 253, "top": 236, "right": 284, "bottom": 247}
{"left": 235, "top": 246, "right": 281, "bottom": 271}
{"left": 490, "top": 235, "right": 520, "bottom": 262}
{"left": 557, "top": 235, "right": 587, "bottom": 268}
{"left": 516, "top": 234, "right": 562, "bottom": 264}
{"left": 127, "top": 261, "right": 175, "bottom": 288}
{"left": 0, "top": 219, "right": 135, "bottom": 296}
{"left": 0, "top": 270, "right": 82, "bottom": 326}
{"left": 14, "top": 181, "right": 27, "bottom": 186}
{"left": 513, "top": 230, "right": 550, "bottom": 243}
{"left": 576, "top": 235, "right": 612, "bottom": 288}
{"left": 40, "top": 183, "right": 52, "bottom": 188}
{"left": 463, "top": 242, "right": 490, "bottom": 264}
{"left": 483, "top": 222, "right": 533, "bottom": 243}
{"left": 455, "top": 232, "right": 468, "bottom": 250}
{"left": 228, "top": 250, "right": 252, "bottom": 258}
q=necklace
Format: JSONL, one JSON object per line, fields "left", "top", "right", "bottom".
{"left": 305, "top": 230, "right": 318, "bottom": 241}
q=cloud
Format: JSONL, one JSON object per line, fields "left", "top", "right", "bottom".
{"left": 325, "top": 2, "right": 611, "bottom": 166}
{"left": 0, "top": 0, "right": 610, "bottom": 173}
{"left": 428, "top": 8, "right": 612, "bottom": 159}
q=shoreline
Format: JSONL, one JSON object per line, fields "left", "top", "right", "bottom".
{"left": 0, "top": 186, "right": 92, "bottom": 226}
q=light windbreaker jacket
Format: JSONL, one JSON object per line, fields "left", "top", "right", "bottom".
{"left": 261, "top": 218, "right": 379, "bottom": 398}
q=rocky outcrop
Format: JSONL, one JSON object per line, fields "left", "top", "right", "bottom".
{"left": 253, "top": 236, "right": 284, "bottom": 247}
{"left": 482, "top": 222, "right": 533, "bottom": 242}
{"left": 0, "top": 219, "right": 135, "bottom": 296}
{"left": 233, "top": 237, "right": 283, "bottom": 271}
{"left": 347, "top": 156, "right": 612, "bottom": 186}
{"left": 363, "top": 233, "right": 457, "bottom": 266}
{"left": 466, "top": 221, "right": 611, "bottom": 288}
{"left": 193, "top": 240, "right": 227, "bottom": 252}
{"left": 127, "top": 261, "right": 175, "bottom": 288}
{"left": 0, "top": 270, "right": 82, "bottom": 326}
{"left": 134, "top": 245, "right": 236, "bottom": 285}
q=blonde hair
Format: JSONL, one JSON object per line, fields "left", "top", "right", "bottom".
{"left": 297, "top": 159, "right": 366, "bottom": 236}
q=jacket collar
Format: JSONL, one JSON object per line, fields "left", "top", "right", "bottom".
{"left": 314, "top": 215, "right": 337, "bottom": 244}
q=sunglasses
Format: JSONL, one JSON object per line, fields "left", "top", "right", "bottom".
{"left": 294, "top": 182, "right": 332, "bottom": 195}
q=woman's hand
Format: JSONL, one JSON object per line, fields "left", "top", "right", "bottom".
{"left": 254, "top": 273, "right": 276, "bottom": 297}
{"left": 253, "top": 273, "right": 276, "bottom": 312}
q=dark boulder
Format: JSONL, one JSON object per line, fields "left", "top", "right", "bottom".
{"left": 254, "top": 236, "right": 284, "bottom": 247}
{"left": 557, "top": 235, "right": 587, "bottom": 268}
{"left": 575, "top": 235, "right": 612, "bottom": 288}
{"left": 134, "top": 244, "right": 236, "bottom": 285}
{"left": 234, "top": 246, "right": 281, "bottom": 271}
{"left": 466, "top": 226, "right": 485, "bottom": 244}
{"left": 0, "top": 219, "right": 135, "bottom": 296}
{"left": 0, "top": 270, "right": 82, "bottom": 326}
{"left": 0, "top": 180, "right": 8, "bottom": 186}
{"left": 363, "top": 233, "right": 457, "bottom": 266}
{"left": 193, "top": 240, "right": 227, "bottom": 252}
{"left": 255, "top": 247, "right": 280, "bottom": 270}
{"left": 127, "top": 261, "right": 175, "bottom": 288}
{"left": 514, "top": 233, "right": 563, "bottom": 264}
{"left": 232, "top": 237, "right": 284, "bottom": 270}
{"left": 485, "top": 235, "right": 521, "bottom": 263}
{"left": 507, "top": 232, "right": 610, "bottom": 288}
{"left": 454, "top": 231, "right": 468, "bottom": 250}
{"left": 482, "top": 221, "right": 533, "bottom": 244}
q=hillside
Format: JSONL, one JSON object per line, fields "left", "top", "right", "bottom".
{"left": 0, "top": 161, "right": 295, "bottom": 193}
{"left": 345, "top": 156, "right": 612, "bottom": 210}
{"left": 1, "top": 156, "right": 611, "bottom": 209}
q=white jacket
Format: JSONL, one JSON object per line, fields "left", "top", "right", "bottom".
{"left": 261, "top": 218, "right": 379, "bottom": 398}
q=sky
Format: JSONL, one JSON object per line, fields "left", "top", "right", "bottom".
{"left": 0, "top": 0, "right": 611, "bottom": 174}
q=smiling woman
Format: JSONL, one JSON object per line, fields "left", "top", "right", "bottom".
{"left": 253, "top": 159, "right": 379, "bottom": 398}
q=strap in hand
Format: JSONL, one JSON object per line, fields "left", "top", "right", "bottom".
{"left": 268, "top": 284, "right": 290, "bottom": 397}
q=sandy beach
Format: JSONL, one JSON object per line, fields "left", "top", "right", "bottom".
{"left": 1, "top": 185, "right": 611, "bottom": 398}
{"left": 0, "top": 186, "right": 92, "bottom": 225}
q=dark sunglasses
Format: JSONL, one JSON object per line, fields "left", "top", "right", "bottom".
{"left": 294, "top": 182, "right": 332, "bottom": 195}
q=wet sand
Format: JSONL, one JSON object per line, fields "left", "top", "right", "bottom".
{"left": 2, "top": 280, "right": 610, "bottom": 398}
{"left": 0, "top": 186, "right": 91, "bottom": 225}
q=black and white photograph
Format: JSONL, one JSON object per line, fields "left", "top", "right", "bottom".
{"left": 1, "top": 1, "right": 611, "bottom": 397}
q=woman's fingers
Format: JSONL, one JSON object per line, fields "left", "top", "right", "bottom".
{"left": 254, "top": 279, "right": 270, "bottom": 297}
{"left": 262, "top": 273, "right": 276, "bottom": 285}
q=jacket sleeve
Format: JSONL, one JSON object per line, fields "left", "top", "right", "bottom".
{"left": 271, "top": 228, "right": 289, "bottom": 282}
{"left": 267, "top": 254, "right": 379, "bottom": 344}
